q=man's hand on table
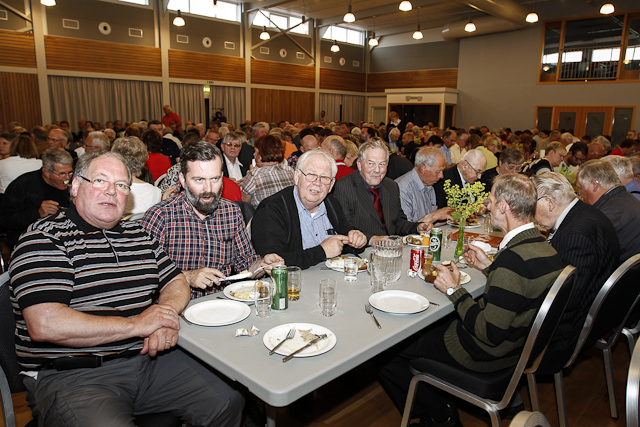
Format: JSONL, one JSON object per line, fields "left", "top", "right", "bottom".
{"left": 464, "top": 244, "right": 492, "bottom": 270}
{"left": 434, "top": 262, "right": 461, "bottom": 294}
{"left": 347, "top": 230, "right": 367, "bottom": 248}
{"left": 419, "top": 207, "right": 454, "bottom": 224}
{"left": 183, "top": 268, "right": 226, "bottom": 289}
{"left": 417, "top": 222, "right": 433, "bottom": 234}
{"left": 321, "top": 235, "right": 349, "bottom": 258}
{"left": 251, "top": 253, "right": 284, "bottom": 278}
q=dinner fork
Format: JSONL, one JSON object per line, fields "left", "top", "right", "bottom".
{"left": 365, "top": 303, "right": 382, "bottom": 329}
{"left": 269, "top": 328, "right": 296, "bottom": 356}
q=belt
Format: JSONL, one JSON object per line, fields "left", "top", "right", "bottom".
{"left": 38, "top": 349, "right": 140, "bottom": 371}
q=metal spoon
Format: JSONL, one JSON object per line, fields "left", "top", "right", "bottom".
{"left": 269, "top": 328, "right": 296, "bottom": 356}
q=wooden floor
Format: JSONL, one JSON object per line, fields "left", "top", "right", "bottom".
{"left": 2, "top": 341, "right": 632, "bottom": 427}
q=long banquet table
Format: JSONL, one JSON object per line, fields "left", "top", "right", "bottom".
{"left": 177, "top": 226, "right": 499, "bottom": 426}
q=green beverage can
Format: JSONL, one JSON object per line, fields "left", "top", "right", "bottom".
{"left": 271, "top": 265, "right": 288, "bottom": 310}
{"left": 429, "top": 228, "right": 443, "bottom": 261}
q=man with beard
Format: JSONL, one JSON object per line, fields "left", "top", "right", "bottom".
{"left": 142, "top": 142, "right": 283, "bottom": 298}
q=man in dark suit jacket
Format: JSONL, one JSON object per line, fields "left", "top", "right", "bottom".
{"left": 333, "top": 140, "right": 431, "bottom": 245}
{"left": 252, "top": 150, "right": 366, "bottom": 269}
{"left": 434, "top": 149, "right": 487, "bottom": 209}
{"left": 532, "top": 172, "right": 619, "bottom": 374}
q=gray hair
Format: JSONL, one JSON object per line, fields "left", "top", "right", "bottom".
{"left": 110, "top": 137, "right": 148, "bottom": 175}
{"left": 48, "top": 128, "right": 68, "bottom": 142}
{"left": 218, "top": 126, "right": 230, "bottom": 139}
{"left": 74, "top": 151, "right": 132, "bottom": 186}
{"left": 42, "top": 148, "right": 73, "bottom": 171}
{"left": 631, "top": 155, "right": 640, "bottom": 178}
{"left": 104, "top": 128, "right": 116, "bottom": 138}
{"left": 357, "top": 139, "right": 389, "bottom": 164}
{"left": 296, "top": 148, "right": 338, "bottom": 179}
{"left": 576, "top": 159, "right": 621, "bottom": 191}
{"left": 462, "top": 149, "right": 487, "bottom": 169}
{"left": 389, "top": 127, "right": 400, "bottom": 137}
{"left": 532, "top": 172, "right": 577, "bottom": 207}
{"left": 222, "top": 131, "right": 243, "bottom": 146}
{"left": 601, "top": 155, "right": 633, "bottom": 181}
{"left": 87, "top": 131, "right": 110, "bottom": 151}
{"left": 253, "top": 122, "right": 269, "bottom": 133}
{"left": 493, "top": 174, "right": 537, "bottom": 222}
{"left": 414, "top": 147, "right": 445, "bottom": 169}
{"left": 592, "top": 135, "right": 612, "bottom": 150}
{"left": 323, "top": 135, "right": 347, "bottom": 159}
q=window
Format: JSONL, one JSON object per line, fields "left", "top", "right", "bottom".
{"left": 322, "top": 25, "right": 363, "bottom": 46}
{"left": 167, "top": 0, "right": 239, "bottom": 22}
{"left": 252, "top": 12, "right": 309, "bottom": 35}
{"left": 119, "top": 0, "right": 148, "bottom": 4}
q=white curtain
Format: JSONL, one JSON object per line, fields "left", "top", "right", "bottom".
{"left": 210, "top": 86, "right": 245, "bottom": 128}
{"left": 319, "top": 93, "right": 364, "bottom": 123}
{"left": 319, "top": 93, "right": 341, "bottom": 123}
{"left": 170, "top": 83, "right": 205, "bottom": 126}
{"left": 49, "top": 76, "right": 162, "bottom": 127}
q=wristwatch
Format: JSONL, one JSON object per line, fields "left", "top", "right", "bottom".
{"left": 446, "top": 285, "right": 462, "bottom": 296}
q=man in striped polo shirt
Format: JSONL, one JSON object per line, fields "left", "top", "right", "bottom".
{"left": 379, "top": 174, "right": 565, "bottom": 427}
{"left": 10, "top": 152, "right": 243, "bottom": 426}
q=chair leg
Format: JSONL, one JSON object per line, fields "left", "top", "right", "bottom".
{"left": 526, "top": 373, "right": 540, "bottom": 411}
{"left": 602, "top": 347, "right": 619, "bottom": 419}
{"left": 554, "top": 371, "right": 568, "bottom": 427}
{"left": 401, "top": 375, "right": 421, "bottom": 427}
{"left": 487, "top": 408, "right": 501, "bottom": 427}
{"left": 624, "top": 328, "right": 637, "bottom": 358}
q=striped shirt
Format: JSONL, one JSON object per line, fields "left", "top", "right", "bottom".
{"left": 9, "top": 205, "right": 180, "bottom": 370}
{"left": 240, "top": 164, "right": 295, "bottom": 208}
{"left": 141, "top": 193, "right": 259, "bottom": 298}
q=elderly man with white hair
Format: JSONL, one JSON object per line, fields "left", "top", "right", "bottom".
{"left": 434, "top": 149, "right": 487, "bottom": 209}
{"left": 602, "top": 155, "right": 640, "bottom": 201}
{"left": 576, "top": 159, "right": 640, "bottom": 261}
{"left": 531, "top": 172, "right": 619, "bottom": 373}
{"left": 387, "top": 127, "right": 401, "bottom": 152}
{"left": 252, "top": 149, "right": 367, "bottom": 269}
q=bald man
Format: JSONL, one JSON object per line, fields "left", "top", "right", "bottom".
{"left": 287, "top": 134, "right": 319, "bottom": 168}
{"left": 434, "top": 149, "right": 487, "bottom": 209}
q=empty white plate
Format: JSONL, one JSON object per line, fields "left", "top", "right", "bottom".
{"left": 369, "top": 290, "right": 430, "bottom": 314}
{"left": 183, "top": 299, "right": 251, "bottom": 326}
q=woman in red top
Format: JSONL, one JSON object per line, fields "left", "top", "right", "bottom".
{"left": 143, "top": 129, "right": 171, "bottom": 182}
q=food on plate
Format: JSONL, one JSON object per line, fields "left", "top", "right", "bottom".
{"left": 229, "top": 288, "right": 253, "bottom": 300}
{"left": 422, "top": 263, "right": 438, "bottom": 283}
{"left": 327, "top": 255, "right": 367, "bottom": 271}
{"left": 405, "top": 234, "right": 428, "bottom": 246}
{"left": 450, "top": 218, "right": 478, "bottom": 226}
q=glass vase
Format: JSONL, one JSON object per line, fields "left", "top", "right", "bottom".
{"left": 454, "top": 223, "right": 465, "bottom": 258}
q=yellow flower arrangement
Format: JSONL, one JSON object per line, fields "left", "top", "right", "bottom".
{"left": 443, "top": 179, "right": 488, "bottom": 221}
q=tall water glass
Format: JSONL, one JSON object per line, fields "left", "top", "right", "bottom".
{"left": 368, "top": 237, "right": 403, "bottom": 287}
{"left": 319, "top": 279, "right": 338, "bottom": 317}
{"left": 254, "top": 279, "right": 274, "bottom": 318}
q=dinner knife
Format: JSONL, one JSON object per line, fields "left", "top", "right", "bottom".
{"left": 282, "top": 334, "right": 327, "bottom": 363}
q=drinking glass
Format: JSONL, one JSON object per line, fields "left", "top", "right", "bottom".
{"left": 254, "top": 279, "right": 274, "bottom": 318}
{"left": 287, "top": 266, "right": 302, "bottom": 301}
{"left": 343, "top": 258, "right": 358, "bottom": 282}
{"left": 484, "top": 214, "right": 493, "bottom": 233}
{"left": 443, "top": 232, "right": 452, "bottom": 249}
{"left": 370, "top": 275, "right": 385, "bottom": 294}
{"left": 319, "top": 279, "right": 338, "bottom": 317}
{"left": 368, "top": 237, "right": 403, "bottom": 287}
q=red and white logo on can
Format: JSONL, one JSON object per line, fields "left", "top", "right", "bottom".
{"left": 410, "top": 248, "right": 424, "bottom": 272}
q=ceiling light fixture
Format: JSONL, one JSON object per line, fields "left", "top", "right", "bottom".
{"left": 344, "top": 4, "right": 355, "bottom": 23}
{"left": 331, "top": 40, "right": 340, "bottom": 52}
{"left": 600, "top": 3, "right": 614, "bottom": 14}
{"left": 413, "top": 24, "right": 423, "bottom": 40}
{"left": 369, "top": 32, "right": 379, "bottom": 46}
{"left": 260, "top": 26, "right": 270, "bottom": 40}
{"left": 41, "top": 0, "right": 56, "bottom": 5}
{"left": 399, "top": 1, "right": 412, "bottom": 12}
{"left": 464, "top": 18, "right": 476, "bottom": 32}
{"left": 173, "top": 10, "right": 185, "bottom": 27}
{"left": 526, "top": 12, "right": 539, "bottom": 23}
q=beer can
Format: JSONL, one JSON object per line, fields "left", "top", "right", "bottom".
{"left": 271, "top": 265, "right": 288, "bottom": 310}
{"left": 409, "top": 248, "right": 424, "bottom": 273}
{"left": 429, "top": 228, "right": 443, "bottom": 261}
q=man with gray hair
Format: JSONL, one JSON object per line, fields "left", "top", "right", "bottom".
{"left": 395, "top": 147, "right": 453, "bottom": 223}
{"left": 576, "top": 159, "right": 640, "bottom": 261}
{"left": 83, "top": 131, "right": 111, "bottom": 155}
{"left": 532, "top": 172, "right": 619, "bottom": 373}
{"left": 321, "top": 135, "right": 354, "bottom": 180}
{"left": 47, "top": 127, "right": 78, "bottom": 160}
{"left": 602, "top": 155, "right": 640, "bottom": 201}
{"left": 252, "top": 149, "right": 367, "bottom": 269}
{"left": 0, "top": 148, "right": 73, "bottom": 248}
{"left": 387, "top": 127, "right": 401, "bottom": 152}
{"left": 250, "top": 122, "right": 269, "bottom": 146}
{"left": 434, "top": 149, "right": 487, "bottom": 209}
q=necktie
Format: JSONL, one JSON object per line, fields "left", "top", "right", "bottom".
{"left": 368, "top": 187, "right": 387, "bottom": 232}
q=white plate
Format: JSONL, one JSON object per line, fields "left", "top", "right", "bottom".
{"left": 403, "top": 234, "right": 429, "bottom": 247}
{"left": 183, "top": 300, "right": 251, "bottom": 326}
{"left": 417, "top": 268, "right": 471, "bottom": 285}
{"left": 325, "top": 256, "right": 368, "bottom": 273}
{"left": 447, "top": 219, "right": 481, "bottom": 229}
{"left": 223, "top": 280, "right": 256, "bottom": 303}
{"left": 369, "top": 290, "right": 430, "bottom": 314}
{"left": 263, "top": 323, "right": 337, "bottom": 357}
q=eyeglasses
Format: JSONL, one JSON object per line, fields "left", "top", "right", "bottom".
{"left": 298, "top": 169, "right": 334, "bottom": 185}
{"left": 47, "top": 168, "right": 74, "bottom": 178}
{"left": 465, "top": 160, "right": 484, "bottom": 176}
{"left": 48, "top": 137, "right": 66, "bottom": 143}
{"left": 222, "top": 141, "right": 241, "bottom": 148}
{"left": 79, "top": 176, "right": 131, "bottom": 195}
{"left": 502, "top": 163, "right": 521, "bottom": 172}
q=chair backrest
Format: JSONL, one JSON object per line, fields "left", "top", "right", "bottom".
{"left": 500, "top": 265, "right": 577, "bottom": 406}
{"left": 565, "top": 254, "right": 640, "bottom": 367}
{"left": 154, "top": 173, "right": 167, "bottom": 188}
{"left": 509, "top": 410, "right": 552, "bottom": 427}
{"left": 0, "top": 272, "right": 24, "bottom": 394}
{"left": 233, "top": 200, "right": 256, "bottom": 225}
{"left": 627, "top": 341, "right": 640, "bottom": 427}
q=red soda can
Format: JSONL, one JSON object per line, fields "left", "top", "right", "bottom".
{"left": 410, "top": 248, "right": 424, "bottom": 272}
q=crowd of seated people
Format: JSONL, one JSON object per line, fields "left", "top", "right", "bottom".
{"left": 1, "top": 112, "right": 639, "bottom": 426}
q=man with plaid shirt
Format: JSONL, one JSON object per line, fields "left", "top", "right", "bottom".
{"left": 142, "top": 142, "right": 283, "bottom": 299}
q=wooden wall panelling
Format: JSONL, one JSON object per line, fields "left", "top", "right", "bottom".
{"left": 44, "top": 36, "right": 161, "bottom": 77}
{"left": 251, "top": 59, "right": 315, "bottom": 89}
{"left": 251, "top": 88, "right": 314, "bottom": 123}
{"left": 168, "top": 50, "right": 245, "bottom": 83}
{"left": 367, "top": 69, "right": 458, "bottom": 92}
{"left": 319, "top": 68, "right": 366, "bottom": 92}
{"left": 0, "top": 72, "right": 42, "bottom": 131}
{"left": 0, "top": 30, "right": 36, "bottom": 68}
